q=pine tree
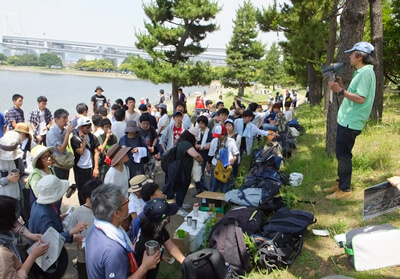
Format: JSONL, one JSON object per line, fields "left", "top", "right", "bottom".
{"left": 258, "top": 43, "right": 284, "bottom": 91}
{"left": 129, "top": 0, "right": 221, "bottom": 104}
{"left": 223, "top": 1, "right": 265, "bottom": 97}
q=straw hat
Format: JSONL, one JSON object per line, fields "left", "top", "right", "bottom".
{"left": 36, "top": 175, "right": 69, "bottom": 204}
{"left": 128, "top": 174, "right": 153, "bottom": 193}
{"left": 31, "top": 145, "right": 55, "bottom": 169}
{"left": 106, "top": 144, "right": 131, "bottom": 167}
{"left": 0, "top": 131, "right": 23, "bottom": 160}
{"left": 13, "top": 123, "right": 32, "bottom": 140}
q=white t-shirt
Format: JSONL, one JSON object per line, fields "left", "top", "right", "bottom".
{"left": 39, "top": 111, "right": 47, "bottom": 135}
{"left": 157, "top": 114, "right": 169, "bottom": 134}
{"left": 284, "top": 110, "right": 293, "bottom": 122}
{"left": 208, "top": 137, "right": 239, "bottom": 166}
{"left": 128, "top": 193, "right": 145, "bottom": 216}
{"left": 104, "top": 165, "right": 130, "bottom": 198}
{"left": 77, "top": 135, "right": 92, "bottom": 169}
{"left": 111, "top": 121, "right": 127, "bottom": 141}
{"left": 125, "top": 110, "right": 140, "bottom": 124}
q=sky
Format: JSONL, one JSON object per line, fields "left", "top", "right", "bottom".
{"left": 0, "top": 0, "right": 285, "bottom": 50}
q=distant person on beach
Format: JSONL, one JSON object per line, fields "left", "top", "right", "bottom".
{"left": 194, "top": 92, "right": 205, "bottom": 118}
{"left": 91, "top": 86, "right": 107, "bottom": 115}
{"left": 29, "top": 96, "right": 53, "bottom": 146}
{"left": 7, "top": 94, "right": 24, "bottom": 130}
{"left": 159, "top": 89, "right": 165, "bottom": 104}
{"left": 178, "top": 88, "right": 186, "bottom": 104}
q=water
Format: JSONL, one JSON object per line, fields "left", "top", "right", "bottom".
{"left": 0, "top": 70, "right": 209, "bottom": 118}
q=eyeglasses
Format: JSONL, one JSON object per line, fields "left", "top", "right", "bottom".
{"left": 40, "top": 153, "right": 52, "bottom": 160}
{"left": 120, "top": 198, "right": 129, "bottom": 208}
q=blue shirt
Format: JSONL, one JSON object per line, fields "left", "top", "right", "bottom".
{"left": 46, "top": 125, "right": 68, "bottom": 156}
{"left": 0, "top": 112, "right": 6, "bottom": 138}
{"left": 86, "top": 226, "right": 130, "bottom": 279}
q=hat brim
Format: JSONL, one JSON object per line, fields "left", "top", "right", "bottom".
{"left": 110, "top": 146, "right": 131, "bottom": 167}
{"left": 13, "top": 128, "right": 32, "bottom": 140}
{"left": 95, "top": 88, "right": 104, "bottom": 92}
{"left": 212, "top": 132, "right": 222, "bottom": 138}
{"left": 36, "top": 179, "right": 69, "bottom": 204}
{"left": 32, "top": 146, "right": 55, "bottom": 169}
{"left": 124, "top": 127, "right": 140, "bottom": 133}
{"left": 167, "top": 202, "right": 179, "bottom": 216}
{"left": 128, "top": 178, "right": 153, "bottom": 192}
{"left": 0, "top": 148, "right": 24, "bottom": 160}
{"left": 344, "top": 48, "right": 355, "bottom": 53}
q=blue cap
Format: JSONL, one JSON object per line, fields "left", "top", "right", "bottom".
{"left": 344, "top": 42, "right": 374, "bottom": 54}
{"left": 139, "top": 104, "right": 147, "bottom": 111}
{"left": 144, "top": 198, "right": 179, "bottom": 221}
{"left": 172, "top": 110, "right": 183, "bottom": 117}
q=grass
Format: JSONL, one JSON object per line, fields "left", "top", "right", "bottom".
{"left": 161, "top": 90, "right": 400, "bottom": 279}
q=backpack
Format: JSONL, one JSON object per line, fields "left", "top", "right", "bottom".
{"left": 182, "top": 248, "right": 229, "bottom": 279}
{"left": 209, "top": 219, "right": 252, "bottom": 276}
{"left": 254, "top": 232, "right": 303, "bottom": 269}
{"left": 225, "top": 188, "right": 276, "bottom": 209}
{"left": 263, "top": 207, "right": 317, "bottom": 237}
{"left": 161, "top": 146, "right": 178, "bottom": 173}
{"left": 219, "top": 206, "right": 264, "bottom": 235}
{"left": 278, "top": 171, "right": 290, "bottom": 185}
{"left": 253, "top": 144, "right": 282, "bottom": 170}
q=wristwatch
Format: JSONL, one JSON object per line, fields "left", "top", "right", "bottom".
{"left": 338, "top": 89, "right": 345, "bottom": 97}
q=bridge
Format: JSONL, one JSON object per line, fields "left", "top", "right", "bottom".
{"left": 0, "top": 34, "right": 227, "bottom": 66}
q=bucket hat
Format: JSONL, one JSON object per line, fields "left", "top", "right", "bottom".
{"left": 106, "top": 144, "right": 131, "bottom": 167}
{"left": 31, "top": 145, "right": 55, "bottom": 169}
{"left": 0, "top": 131, "right": 23, "bottom": 160}
{"left": 36, "top": 175, "right": 69, "bottom": 204}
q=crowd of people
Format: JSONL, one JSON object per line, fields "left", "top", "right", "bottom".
{"left": 0, "top": 84, "right": 298, "bottom": 279}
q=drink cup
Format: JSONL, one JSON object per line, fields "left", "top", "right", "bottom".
{"left": 10, "top": 169, "right": 20, "bottom": 176}
{"left": 145, "top": 240, "right": 159, "bottom": 256}
{"left": 192, "top": 219, "right": 197, "bottom": 230}
{"left": 187, "top": 216, "right": 192, "bottom": 226}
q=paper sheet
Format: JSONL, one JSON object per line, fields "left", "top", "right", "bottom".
{"left": 28, "top": 226, "right": 65, "bottom": 272}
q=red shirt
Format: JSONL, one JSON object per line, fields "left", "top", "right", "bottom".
{"left": 195, "top": 98, "right": 204, "bottom": 109}
{"left": 173, "top": 125, "right": 183, "bottom": 145}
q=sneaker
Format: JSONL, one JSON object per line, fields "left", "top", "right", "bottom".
{"left": 325, "top": 189, "right": 352, "bottom": 200}
{"left": 176, "top": 208, "right": 189, "bottom": 217}
{"left": 323, "top": 181, "right": 339, "bottom": 193}
{"left": 182, "top": 202, "right": 192, "bottom": 210}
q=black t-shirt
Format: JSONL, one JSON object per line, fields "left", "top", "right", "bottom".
{"left": 91, "top": 94, "right": 107, "bottom": 108}
{"left": 159, "top": 96, "right": 165, "bottom": 104}
{"left": 240, "top": 123, "right": 247, "bottom": 152}
{"left": 139, "top": 127, "right": 158, "bottom": 154}
{"left": 134, "top": 227, "right": 170, "bottom": 279}
{"left": 141, "top": 112, "right": 158, "bottom": 130}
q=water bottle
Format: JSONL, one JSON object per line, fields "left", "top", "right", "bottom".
{"left": 65, "top": 184, "right": 77, "bottom": 198}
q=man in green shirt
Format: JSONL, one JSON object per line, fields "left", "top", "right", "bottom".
{"left": 325, "top": 41, "right": 376, "bottom": 200}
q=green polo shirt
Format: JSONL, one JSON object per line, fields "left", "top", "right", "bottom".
{"left": 337, "top": 64, "right": 376, "bottom": 131}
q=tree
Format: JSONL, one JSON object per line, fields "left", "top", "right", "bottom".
{"left": 130, "top": 0, "right": 221, "bottom": 105}
{"left": 258, "top": 43, "right": 284, "bottom": 90}
{"left": 6, "top": 54, "right": 38, "bottom": 66}
{"left": 38, "top": 53, "right": 63, "bottom": 68}
{"left": 325, "top": 0, "right": 368, "bottom": 156}
{"left": 223, "top": 1, "right": 265, "bottom": 96}
{"left": 0, "top": 53, "right": 7, "bottom": 61}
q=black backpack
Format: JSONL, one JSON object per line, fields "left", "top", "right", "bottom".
{"left": 262, "top": 207, "right": 317, "bottom": 237}
{"left": 218, "top": 206, "right": 264, "bottom": 235}
{"left": 209, "top": 219, "right": 252, "bottom": 276}
{"left": 254, "top": 232, "right": 303, "bottom": 269}
{"left": 182, "top": 248, "right": 229, "bottom": 279}
{"left": 160, "top": 146, "right": 177, "bottom": 173}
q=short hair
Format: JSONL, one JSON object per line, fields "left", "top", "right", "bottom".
{"left": 76, "top": 103, "right": 88, "bottom": 114}
{"left": 37, "top": 96, "right": 47, "bottom": 103}
{"left": 99, "top": 118, "right": 111, "bottom": 127}
{"left": 205, "top": 100, "right": 213, "bottom": 106}
{"left": 92, "top": 114, "right": 102, "bottom": 127}
{"left": 174, "top": 101, "right": 185, "bottom": 110}
{"left": 272, "top": 103, "right": 281, "bottom": 109}
{"left": 354, "top": 50, "right": 374, "bottom": 65}
{"left": 139, "top": 114, "right": 150, "bottom": 123}
{"left": 197, "top": 115, "right": 209, "bottom": 126}
{"left": 141, "top": 183, "right": 160, "bottom": 202}
{"left": 243, "top": 110, "right": 254, "bottom": 118}
{"left": 217, "top": 108, "right": 229, "bottom": 116}
{"left": 95, "top": 107, "right": 108, "bottom": 117}
{"left": 82, "top": 179, "right": 103, "bottom": 201}
{"left": 284, "top": 102, "right": 291, "bottom": 108}
{"left": 111, "top": 104, "right": 120, "bottom": 111}
{"left": 114, "top": 108, "right": 125, "bottom": 121}
{"left": 115, "top": 99, "right": 123, "bottom": 106}
{"left": 0, "top": 195, "right": 18, "bottom": 232}
{"left": 54, "top": 108, "right": 69, "bottom": 119}
{"left": 12, "top": 94, "right": 23, "bottom": 101}
{"left": 91, "top": 184, "right": 123, "bottom": 222}
{"left": 125, "top": 97, "right": 136, "bottom": 104}
{"left": 248, "top": 103, "right": 257, "bottom": 112}
{"left": 146, "top": 103, "right": 151, "bottom": 109}
{"left": 178, "top": 88, "right": 183, "bottom": 92}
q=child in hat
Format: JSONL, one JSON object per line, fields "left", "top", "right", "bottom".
{"left": 104, "top": 144, "right": 131, "bottom": 198}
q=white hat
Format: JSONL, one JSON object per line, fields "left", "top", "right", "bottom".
{"left": 76, "top": 116, "right": 91, "bottom": 128}
{"left": 31, "top": 145, "right": 55, "bottom": 169}
{"left": 188, "top": 126, "right": 200, "bottom": 141}
{"left": 195, "top": 92, "right": 202, "bottom": 97}
{"left": 0, "top": 131, "right": 23, "bottom": 160}
{"left": 36, "top": 175, "right": 69, "bottom": 204}
{"left": 345, "top": 41, "right": 374, "bottom": 54}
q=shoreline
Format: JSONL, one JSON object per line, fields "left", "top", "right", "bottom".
{"left": 0, "top": 65, "right": 139, "bottom": 80}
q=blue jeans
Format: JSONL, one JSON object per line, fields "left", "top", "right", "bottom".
{"left": 195, "top": 161, "right": 208, "bottom": 192}
{"left": 262, "top": 123, "right": 278, "bottom": 132}
{"left": 336, "top": 124, "right": 361, "bottom": 192}
{"left": 210, "top": 165, "right": 231, "bottom": 193}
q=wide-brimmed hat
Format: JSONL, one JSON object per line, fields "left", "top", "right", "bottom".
{"left": 0, "top": 131, "right": 23, "bottom": 160}
{"left": 345, "top": 41, "right": 374, "bottom": 54}
{"left": 36, "top": 175, "right": 69, "bottom": 204}
{"left": 125, "top": 120, "right": 140, "bottom": 133}
{"left": 76, "top": 116, "right": 91, "bottom": 128}
{"left": 31, "top": 145, "right": 55, "bottom": 168}
{"left": 195, "top": 92, "right": 201, "bottom": 97}
{"left": 213, "top": 125, "right": 227, "bottom": 138}
{"left": 128, "top": 174, "right": 153, "bottom": 193}
{"left": 94, "top": 86, "right": 104, "bottom": 92}
{"left": 156, "top": 103, "right": 167, "bottom": 110}
{"left": 143, "top": 198, "right": 179, "bottom": 222}
{"left": 188, "top": 126, "right": 200, "bottom": 141}
{"left": 13, "top": 123, "right": 32, "bottom": 140}
{"left": 106, "top": 144, "right": 131, "bottom": 167}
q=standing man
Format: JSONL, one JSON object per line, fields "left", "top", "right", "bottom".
{"left": 46, "top": 109, "right": 74, "bottom": 180}
{"left": 71, "top": 117, "right": 100, "bottom": 205}
{"left": 7, "top": 94, "right": 24, "bottom": 130}
{"left": 125, "top": 97, "right": 141, "bottom": 124}
{"left": 194, "top": 92, "right": 205, "bottom": 118}
{"left": 178, "top": 88, "right": 186, "bottom": 105}
{"left": 91, "top": 86, "right": 107, "bottom": 115}
{"left": 159, "top": 89, "right": 165, "bottom": 104}
{"left": 29, "top": 96, "right": 53, "bottom": 145}
{"left": 325, "top": 42, "right": 376, "bottom": 200}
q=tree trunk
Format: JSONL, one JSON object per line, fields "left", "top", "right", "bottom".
{"left": 324, "top": 0, "right": 340, "bottom": 115}
{"left": 325, "top": 0, "right": 368, "bottom": 156}
{"left": 308, "top": 62, "right": 323, "bottom": 106}
{"left": 369, "top": 0, "right": 384, "bottom": 122}
{"left": 238, "top": 83, "right": 244, "bottom": 97}
{"left": 172, "top": 82, "right": 179, "bottom": 107}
